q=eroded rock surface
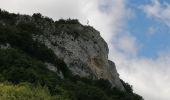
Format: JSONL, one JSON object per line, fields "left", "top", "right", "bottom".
{"left": 33, "top": 21, "right": 124, "bottom": 91}
{"left": 0, "top": 14, "right": 124, "bottom": 91}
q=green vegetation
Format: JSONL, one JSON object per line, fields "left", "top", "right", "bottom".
{"left": 0, "top": 9, "right": 143, "bottom": 100}
{"left": 55, "top": 18, "right": 80, "bottom": 25}
{"left": 0, "top": 83, "right": 56, "bottom": 100}
{"left": 0, "top": 9, "right": 18, "bottom": 25}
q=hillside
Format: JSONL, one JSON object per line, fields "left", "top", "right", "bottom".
{"left": 0, "top": 9, "right": 143, "bottom": 100}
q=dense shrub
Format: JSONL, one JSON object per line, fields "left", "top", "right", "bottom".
{"left": 0, "top": 48, "right": 60, "bottom": 91}
{"left": 0, "top": 9, "right": 18, "bottom": 24}
{"left": 17, "top": 22, "right": 42, "bottom": 34}
{"left": 121, "top": 79, "right": 133, "bottom": 93}
{"left": 55, "top": 18, "right": 80, "bottom": 25}
{"left": 0, "top": 82, "right": 56, "bottom": 100}
{"left": 32, "top": 13, "right": 43, "bottom": 20}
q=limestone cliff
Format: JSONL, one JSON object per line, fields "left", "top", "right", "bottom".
{"left": 0, "top": 12, "right": 124, "bottom": 91}
{"left": 33, "top": 18, "right": 124, "bottom": 91}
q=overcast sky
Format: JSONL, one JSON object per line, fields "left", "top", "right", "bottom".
{"left": 1, "top": 0, "right": 170, "bottom": 100}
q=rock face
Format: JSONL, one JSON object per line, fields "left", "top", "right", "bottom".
{"left": 0, "top": 13, "right": 124, "bottom": 91}
{"left": 33, "top": 21, "right": 124, "bottom": 91}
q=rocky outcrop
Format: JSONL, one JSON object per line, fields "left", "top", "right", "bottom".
{"left": 32, "top": 20, "right": 124, "bottom": 91}
{"left": 108, "top": 61, "right": 125, "bottom": 90}
{"left": 0, "top": 13, "right": 124, "bottom": 91}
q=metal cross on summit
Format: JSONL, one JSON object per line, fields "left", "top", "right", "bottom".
{"left": 87, "top": 20, "right": 89, "bottom": 25}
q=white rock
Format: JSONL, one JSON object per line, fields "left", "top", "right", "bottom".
{"left": 34, "top": 24, "right": 124, "bottom": 91}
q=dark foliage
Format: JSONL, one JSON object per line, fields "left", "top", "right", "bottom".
{"left": 55, "top": 18, "right": 80, "bottom": 25}
{"left": 121, "top": 79, "right": 133, "bottom": 93}
{"left": 0, "top": 9, "right": 18, "bottom": 25}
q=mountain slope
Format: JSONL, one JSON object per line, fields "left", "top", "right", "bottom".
{"left": 0, "top": 9, "right": 143, "bottom": 100}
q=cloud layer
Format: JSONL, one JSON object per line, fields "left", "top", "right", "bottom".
{"left": 0, "top": 0, "right": 129, "bottom": 42}
{"left": 141, "top": 0, "right": 170, "bottom": 27}
{"left": 0, "top": 0, "right": 170, "bottom": 100}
